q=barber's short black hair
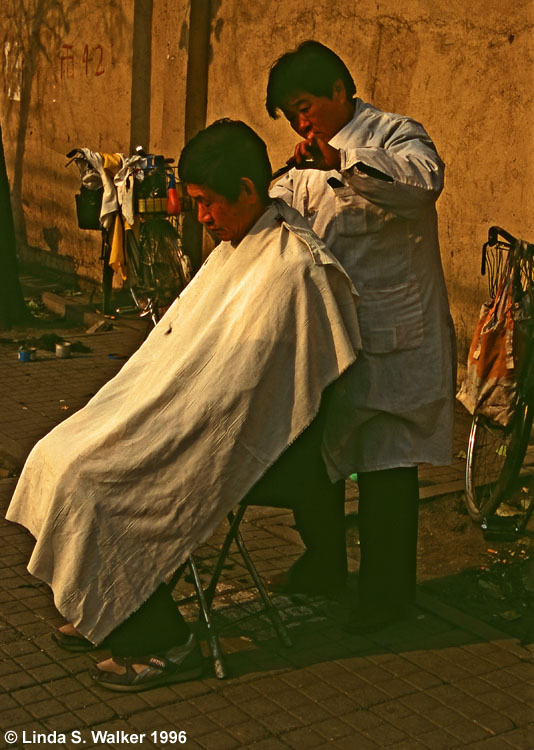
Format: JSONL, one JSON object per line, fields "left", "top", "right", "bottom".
{"left": 178, "top": 119, "right": 272, "bottom": 202}
{"left": 266, "top": 40, "right": 356, "bottom": 119}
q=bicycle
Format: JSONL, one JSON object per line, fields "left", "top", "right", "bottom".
{"left": 67, "top": 148, "right": 193, "bottom": 327}
{"left": 463, "top": 226, "right": 534, "bottom": 537}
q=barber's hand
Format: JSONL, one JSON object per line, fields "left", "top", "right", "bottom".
{"left": 289, "top": 135, "right": 341, "bottom": 171}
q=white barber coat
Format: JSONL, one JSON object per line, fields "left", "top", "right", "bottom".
{"left": 272, "top": 99, "right": 456, "bottom": 476}
{"left": 6, "top": 200, "right": 361, "bottom": 644}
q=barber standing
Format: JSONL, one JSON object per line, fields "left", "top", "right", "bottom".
{"left": 267, "top": 40, "right": 456, "bottom": 632}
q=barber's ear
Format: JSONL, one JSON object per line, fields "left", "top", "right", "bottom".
{"left": 332, "top": 78, "right": 347, "bottom": 103}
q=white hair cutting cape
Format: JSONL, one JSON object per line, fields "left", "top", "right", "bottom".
{"left": 6, "top": 199, "right": 361, "bottom": 644}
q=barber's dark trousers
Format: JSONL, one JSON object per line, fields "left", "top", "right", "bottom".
{"left": 357, "top": 466, "right": 419, "bottom": 616}
{"left": 245, "top": 411, "right": 347, "bottom": 584}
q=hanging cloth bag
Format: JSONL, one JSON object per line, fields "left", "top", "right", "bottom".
{"left": 457, "top": 269, "right": 527, "bottom": 428}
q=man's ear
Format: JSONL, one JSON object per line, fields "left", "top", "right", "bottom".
{"left": 332, "top": 78, "right": 347, "bottom": 103}
{"left": 240, "top": 177, "right": 258, "bottom": 203}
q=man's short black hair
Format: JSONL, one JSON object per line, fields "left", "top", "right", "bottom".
{"left": 266, "top": 40, "right": 356, "bottom": 119}
{"left": 178, "top": 119, "right": 272, "bottom": 202}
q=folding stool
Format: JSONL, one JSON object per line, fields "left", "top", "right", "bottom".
{"left": 169, "top": 502, "right": 292, "bottom": 679}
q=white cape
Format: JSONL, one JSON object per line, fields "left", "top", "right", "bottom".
{"left": 6, "top": 200, "right": 360, "bottom": 644}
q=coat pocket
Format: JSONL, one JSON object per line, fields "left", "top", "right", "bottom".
{"left": 358, "top": 281, "right": 424, "bottom": 354}
{"left": 333, "top": 186, "right": 386, "bottom": 236}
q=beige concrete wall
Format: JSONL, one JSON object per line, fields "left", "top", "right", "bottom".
{"left": 1, "top": 1, "right": 134, "bottom": 280}
{"left": 206, "top": 0, "right": 534, "bottom": 357}
{"left": 1, "top": 0, "right": 189, "bottom": 282}
{"left": 2, "top": 0, "right": 533, "bottom": 358}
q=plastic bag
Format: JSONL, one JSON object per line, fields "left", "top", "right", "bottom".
{"left": 457, "top": 276, "right": 530, "bottom": 427}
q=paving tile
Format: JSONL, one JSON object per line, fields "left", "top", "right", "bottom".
{"left": 505, "top": 663, "right": 534, "bottom": 682}
{"left": 499, "top": 701, "right": 534, "bottom": 725}
{"left": 11, "top": 683, "right": 50, "bottom": 705}
{"left": 0, "top": 692, "right": 18, "bottom": 712}
{"left": 445, "top": 718, "right": 492, "bottom": 743}
{"left": 140, "top": 684, "right": 188, "bottom": 706}
{"left": 321, "top": 693, "right": 361, "bottom": 717}
{"left": 27, "top": 697, "right": 68, "bottom": 719}
{"left": 473, "top": 711, "right": 518, "bottom": 734}
{"left": 0, "top": 705, "right": 34, "bottom": 727}
{"left": 158, "top": 702, "right": 201, "bottom": 723}
{"left": 376, "top": 676, "right": 417, "bottom": 699}
{"left": 258, "top": 710, "right": 304, "bottom": 734}
{"left": 272, "top": 687, "right": 314, "bottom": 710}
{"left": 126, "top": 709, "right": 173, "bottom": 732}
{"left": 0, "top": 669, "right": 37, "bottom": 691}
{"left": 363, "top": 722, "right": 410, "bottom": 746}
{"left": 477, "top": 688, "right": 520, "bottom": 711}
{"left": 172, "top": 679, "right": 217, "bottom": 700}
{"left": 489, "top": 739, "right": 527, "bottom": 750}
{"left": 342, "top": 709, "right": 383, "bottom": 732}
{"left": 500, "top": 726, "right": 534, "bottom": 749}
{"left": 196, "top": 729, "right": 242, "bottom": 750}
{"left": 425, "top": 704, "right": 465, "bottom": 728}
{"left": 228, "top": 720, "right": 272, "bottom": 745}
{"left": 311, "top": 716, "right": 354, "bottom": 741}
{"left": 456, "top": 675, "right": 498, "bottom": 697}
{"left": 417, "top": 727, "right": 463, "bottom": 749}
{"left": 240, "top": 696, "right": 280, "bottom": 719}
{"left": 242, "top": 739, "right": 291, "bottom": 750}
{"left": 28, "top": 663, "right": 68, "bottom": 682}
{"left": 480, "top": 648, "right": 525, "bottom": 668}
{"left": 482, "top": 669, "right": 523, "bottom": 689}
{"left": 287, "top": 700, "right": 332, "bottom": 725}
{"left": 0, "top": 657, "right": 23, "bottom": 677}
{"left": 505, "top": 680, "right": 534, "bottom": 705}
{"left": 44, "top": 676, "right": 92, "bottom": 697}
{"left": 405, "top": 669, "right": 444, "bottom": 690}
{"left": 176, "top": 714, "right": 220, "bottom": 738}
{"left": 281, "top": 727, "right": 326, "bottom": 748}
{"left": 73, "top": 701, "right": 117, "bottom": 725}
{"left": 14, "top": 649, "right": 55, "bottom": 669}
{"left": 104, "top": 693, "right": 151, "bottom": 717}
{"left": 190, "top": 693, "right": 233, "bottom": 713}
{"left": 330, "top": 733, "right": 380, "bottom": 749}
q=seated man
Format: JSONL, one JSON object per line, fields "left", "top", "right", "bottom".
{"left": 6, "top": 119, "right": 361, "bottom": 692}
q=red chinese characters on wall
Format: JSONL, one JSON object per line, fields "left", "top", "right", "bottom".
{"left": 60, "top": 44, "right": 106, "bottom": 80}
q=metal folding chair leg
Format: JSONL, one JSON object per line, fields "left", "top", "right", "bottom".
{"left": 187, "top": 555, "right": 227, "bottom": 679}
{"left": 168, "top": 558, "right": 227, "bottom": 679}
{"left": 206, "top": 505, "right": 292, "bottom": 648}
{"left": 205, "top": 504, "right": 247, "bottom": 607}
{"left": 170, "top": 503, "right": 292, "bottom": 680}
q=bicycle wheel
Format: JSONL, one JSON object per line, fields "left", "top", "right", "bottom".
{"left": 140, "top": 218, "right": 192, "bottom": 313}
{"left": 465, "top": 402, "right": 533, "bottom": 521}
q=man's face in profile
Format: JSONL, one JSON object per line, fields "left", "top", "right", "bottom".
{"left": 187, "top": 183, "right": 254, "bottom": 247}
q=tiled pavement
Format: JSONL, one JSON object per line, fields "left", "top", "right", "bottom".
{"left": 0, "top": 292, "right": 533, "bottom": 749}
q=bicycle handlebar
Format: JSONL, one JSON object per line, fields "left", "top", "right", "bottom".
{"left": 482, "top": 225, "right": 534, "bottom": 277}
{"left": 487, "top": 226, "right": 518, "bottom": 247}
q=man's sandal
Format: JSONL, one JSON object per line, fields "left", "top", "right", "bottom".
{"left": 52, "top": 625, "right": 105, "bottom": 653}
{"left": 52, "top": 631, "right": 95, "bottom": 652}
{"left": 91, "top": 634, "right": 203, "bottom": 692}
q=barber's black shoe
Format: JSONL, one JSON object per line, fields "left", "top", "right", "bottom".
{"left": 267, "top": 554, "right": 347, "bottom": 596}
{"left": 346, "top": 604, "right": 411, "bottom": 634}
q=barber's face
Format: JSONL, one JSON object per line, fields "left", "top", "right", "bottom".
{"left": 187, "top": 184, "right": 252, "bottom": 247}
{"left": 282, "top": 83, "right": 352, "bottom": 141}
